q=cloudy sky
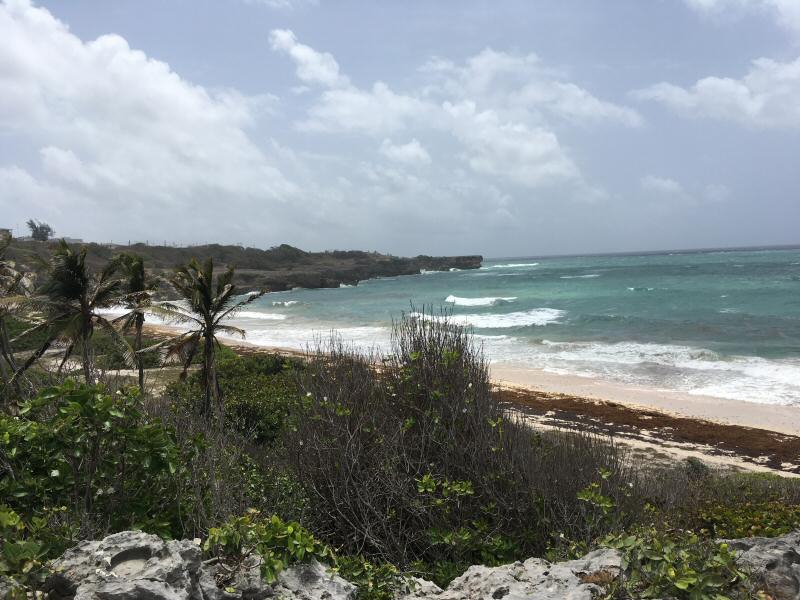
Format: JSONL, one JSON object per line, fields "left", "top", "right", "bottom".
{"left": 1, "top": 0, "right": 798, "bottom": 256}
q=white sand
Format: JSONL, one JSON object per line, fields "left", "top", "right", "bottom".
{"left": 491, "top": 365, "right": 800, "bottom": 436}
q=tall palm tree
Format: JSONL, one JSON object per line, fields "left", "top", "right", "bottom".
{"left": 151, "top": 257, "right": 264, "bottom": 417}
{"left": 111, "top": 253, "right": 158, "bottom": 391}
{"left": 11, "top": 241, "right": 129, "bottom": 384}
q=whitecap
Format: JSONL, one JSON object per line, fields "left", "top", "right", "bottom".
{"left": 237, "top": 311, "right": 287, "bottom": 321}
{"left": 445, "top": 295, "right": 517, "bottom": 307}
{"left": 481, "top": 262, "right": 539, "bottom": 269}
{"left": 411, "top": 308, "right": 565, "bottom": 328}
{"left": 339, "top": 283, "right": 355, "bottom": 288}
{"left": 560, "top": 274, "right": 600, "bottom": 279}
{"left": 272, "top": 300, "right": 300, "bottom": 307}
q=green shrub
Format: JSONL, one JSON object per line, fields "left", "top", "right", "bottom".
{"left": 166, "top": 352, "right": 303, "bottom": 444}
{"left": 204, "top": 509, "right": 333, "bottom": 586}
{"left": 0, "top": 380, "right": 190, "bottom": 540}
{"left": 698, "top": 501, "right": 800, "bottom": 539}
{"left": 0, "top": 505, "right": 51, "bottom": 598}
{"left": 605, "top": 527, "right": 747, "bottom": 600}
{"left": 336, "top": 556, "right": 402, "bottom": 600}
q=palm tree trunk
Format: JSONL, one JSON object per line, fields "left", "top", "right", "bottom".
{"left": 10, "top": 338, "right": 52, "bottom": 386}
{"left": 81, "top": 328, "right": 92, "bottom": 383}
{"left": 203, "top": 333, "right": 214, "bottom": 417}
{"left": 0, "top": 316, "right": 19, "bottom": 373}
{"left": 135, "top": 315, "right": 144, "bottom": 392}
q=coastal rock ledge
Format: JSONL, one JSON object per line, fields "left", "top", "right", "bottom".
{"left": 36, "top": 530, "right": 800, "bottom": 600}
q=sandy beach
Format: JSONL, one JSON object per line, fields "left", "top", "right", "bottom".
{"left": 491, "top": 365, "right": 800, "bottom": 436}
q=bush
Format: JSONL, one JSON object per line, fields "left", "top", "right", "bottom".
{"left": 204, "top": 509, "right": 333, "bottom": 586}
{"left": 0, "top": 381, "right": 189, "bottom": 541}
{"left": 288, "top": 312, "right": 641, "bottom": 582}
{"left": 605, "top": 527, "right": 747, "bottom": 599}
{"left": 166, "top": 352, "right": 303, "bottom": 445}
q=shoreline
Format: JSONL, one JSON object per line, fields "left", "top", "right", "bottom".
{"left": 490, "top": 365, "right": 800, "bottom": 436}
{"left": 143, "top": 323, "right": 800, "bottom": 475}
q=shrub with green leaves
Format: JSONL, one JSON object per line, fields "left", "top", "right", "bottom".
{"left": 0, "top": 505, "right": 50, "bottom": 598}
{"left": 166, "top": 352, "right": 302, "bottom": 445}
{"left": 697, "top": 501, "right": 800, "bottom": 539}
{"left": 0, "top": 380, "right": 189, "bottom": 540}
{"left": 203, "top": 510, "right": 333, "bottom": 586}
{"left": 605, "top": 527, "right": 747, "bottom": 600}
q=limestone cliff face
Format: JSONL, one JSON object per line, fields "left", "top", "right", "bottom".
{"left": 7, "top": 239, "right": 483, "bottom": 294}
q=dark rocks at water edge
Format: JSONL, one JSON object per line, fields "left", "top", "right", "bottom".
{"left": 28, "top": 530, "right": 800, "bottom": 599}
{"left": 6, "top": 239, "right": 483, "bottom": 293}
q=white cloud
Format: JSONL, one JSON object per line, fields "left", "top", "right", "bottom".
{"left": 641, "top": 175, "right": 685, "bottom": 195}
{"left": 445, "top": 101, "right": 579, "bottom": 188}
{"left": 423, "top": 48, "right": 643, "bottom": 128}
{"left": 684, "top": 0, "right": 800, "bottom": 35}
{"left": 379, "top": 138, "right": 431, "bottom": 165}
{"left": 0, "top": 0, "right": 298, "bottom": 242}
{"left": 271, "top": 33, "right": 627, "bottom": 193}
{"left": 634, "top": 55, "right": 800, "bottom": 128}
{"left": 269, "top": 29, "right": 348, "bottom": 88}
{"left": 298, "top": 82, "right": 435, "bottom": 134}
{"left": 244, "top": 0, "right": 318, "bottom": 9}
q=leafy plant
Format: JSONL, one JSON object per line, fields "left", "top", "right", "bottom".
{"left": 0, "top": 505, "right": 51, "bottom": 597}
{"left": 0, "top": 380, "right": 188, "bottom": 540}
{"left": 203, "top": 510, "right": 333, "bottom": 586}
{"left": 697, "top": 501, "right": 800, "bottom": 539}
{"left": 605, "top": 527, "right": 747, "bottom": 600}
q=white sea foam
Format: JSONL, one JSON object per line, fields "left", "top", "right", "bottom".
{"left": 560, "top": 274, "right": 600, "bottom": 279}
{"left": 411, "top": 308, "right": 565, "bottom": 328}
{"left": 237, "top": 311, "right": 287, "bottom": 321}
{"left": 272, "top": 300, "right": 300, "bottom": 307}
{"left": 627, "top": 287, "right": 655, "bottom": 292}
{"left": 482, "top": 337, "right": 800, "bottom": 406}
{"left": 339, "top": 283, "right": 355, "bottom": 288}
{"left": 445, "top": 295, "right": 517, "bottom": 307}
{"left": 482, "top": 262, "right": 539, "bottom": 269}
{"left": 240, "top": 325, "right": 390, "bottom": 352}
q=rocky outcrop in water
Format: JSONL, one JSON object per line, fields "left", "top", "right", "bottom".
{"left": 42, "top": 530, "right": 800, "bottom": 600}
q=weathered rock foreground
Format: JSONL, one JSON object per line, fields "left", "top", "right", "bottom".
{"left": 40, "top": 530, "right": 800, "bottom": 600}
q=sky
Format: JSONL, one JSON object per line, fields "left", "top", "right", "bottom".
{"left": 0, "top": 0, "right": 798, "bottom": 257}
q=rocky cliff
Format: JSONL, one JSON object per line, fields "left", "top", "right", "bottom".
{"left": 14, "top": 530, "right": 800, "bottom": 600}
{"left": 7, "top": 240, "right": 483, "bottom": 293}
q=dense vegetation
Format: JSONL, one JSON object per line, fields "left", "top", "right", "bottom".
{"left": 1, "top": 234, "right": 799, "bottom": 599}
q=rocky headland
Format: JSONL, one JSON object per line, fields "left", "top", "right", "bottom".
{"left": 6, "top": 240, "right": 483, "bottom": 293}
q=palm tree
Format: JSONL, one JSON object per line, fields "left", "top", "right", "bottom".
{"left": 11, "top": 241, "right": 129, "bottom": 384}
{"left": 111, "top": 253, "right": 158, "bottom": 391}
{"left": 0, "top": 233, "right": 30, "bottom": 392}
{"left": 151, "top": 257, "right": 264, "bottom": 417}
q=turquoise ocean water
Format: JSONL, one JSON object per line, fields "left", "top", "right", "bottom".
{"left": 225, "top": 248, "right": 800, "bottom": 406}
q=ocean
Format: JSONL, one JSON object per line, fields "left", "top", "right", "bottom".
{"left": 225, "top": 248, "right": 800, "bottom": 406}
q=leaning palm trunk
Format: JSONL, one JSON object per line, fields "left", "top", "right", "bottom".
{"left": 134, "top": 314, "right": 144, "bottom": 391}
{"left": 0, "top": 317, "right": 19, "bottom": 374}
